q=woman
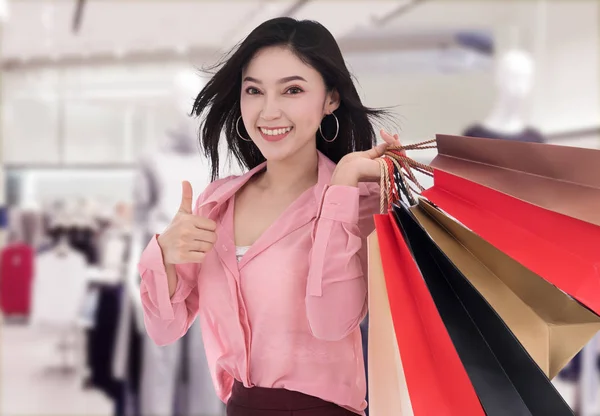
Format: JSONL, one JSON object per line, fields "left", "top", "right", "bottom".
{"left": 138, "top": 17, "right": 401, "bottom": 416}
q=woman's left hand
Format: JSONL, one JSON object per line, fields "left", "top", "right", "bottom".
{"left": 330, "top": 129, "right": 402, "bottom": 187}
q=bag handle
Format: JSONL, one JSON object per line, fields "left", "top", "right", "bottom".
{"left": 377, "top": 139, "right": 436, "bottom": 212}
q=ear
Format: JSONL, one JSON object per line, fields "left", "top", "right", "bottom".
{"left": 324, "top": 89, "right": 340, "bottom": 114}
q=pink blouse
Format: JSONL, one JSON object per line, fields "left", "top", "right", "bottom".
{"left": 138, "top": 150, "right": 380, "bottom": 414}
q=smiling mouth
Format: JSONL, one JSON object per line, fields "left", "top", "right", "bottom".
{"left": 259, "top": 126, "right": 293, "bottom": 142}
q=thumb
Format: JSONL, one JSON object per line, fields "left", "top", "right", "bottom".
{"left": 363, "top": 142, "right": 389, "bottom": 160}
{"left": 179, "top": 180, "right": 194, "bottom": 214}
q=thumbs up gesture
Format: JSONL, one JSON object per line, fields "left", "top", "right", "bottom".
{"left": 157, "top": 181, "right": 217, "bottom": 265}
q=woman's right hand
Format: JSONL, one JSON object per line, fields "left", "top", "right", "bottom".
{"left": 157, "top": 181, "right": 217, "bottom": 265}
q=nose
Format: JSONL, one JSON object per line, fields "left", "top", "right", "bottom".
{"left": 260, "top": 95, "right": 281, "bottom": 121}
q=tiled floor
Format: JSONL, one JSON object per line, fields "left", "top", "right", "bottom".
{"left": 1, "top": 322, "right": 112, "bottom": 416}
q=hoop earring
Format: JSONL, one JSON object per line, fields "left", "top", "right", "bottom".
{"left": 319, "top": 112, "right": 339, "bottom": 143}
{"left": 236, "top": 116, "right": 252, "bottom": 142}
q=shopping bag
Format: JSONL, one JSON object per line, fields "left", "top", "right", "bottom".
{"left": 372, "top": 214, "right": 484, "bottom": 416}
{"left": 392, "top": 202, "right": 574, "bottom": 416}
{"left": 422, "top": 134, "right": 600, "bottom": 314}
{"left": 366, "top": 230, "right": 413, "bottom": 416}
{"left": 411, "top": 198, "right": 600, "bottom": 379}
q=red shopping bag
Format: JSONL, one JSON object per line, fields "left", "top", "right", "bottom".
{"left": 422, "top": 134, "right": 600, "bottom": 315}
{"left": 373, "top": 213, "right": 484, "bottom": 416}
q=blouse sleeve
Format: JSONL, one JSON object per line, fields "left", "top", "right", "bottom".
{"left": 138, "top": 235, "right": 200, "bottom": 346}
{"left": 137, "top": 178, "right": 229, "bottom": 346}
{"left": 305, "top": 182, "right": 380, "bottom": 341}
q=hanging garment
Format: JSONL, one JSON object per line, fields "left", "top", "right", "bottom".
{"left": 140, "top": 335, "right": 182, "bottom": 416}
{"left": 0, "top": 243, "right": 34, "bottom": 316}
{"left": 68, "top": 225, "right": 99, "bottom": 265}
{"left": 98, "top": 227, "right": 129, "bottom": 271}
{"left": 30, "top": 248, "right": 88, "bottom": 327}
{"left": 579, "top": 334, "right": 600, "bottom": 416}
{"left": 186, "top": 319, "right": 225, "bottom": 416}
{"left": 359, "top": 315, "right": 369, "bottom": 416}
{"left": 112, "top": 290, "right": 143, "bottom": 416}
{"left": 47, "top": 225, "right": 68, "bottom": 246}
{"left": 87, "top": 283, "right": 124, "bottom": 401}
{"left": 113, "top": 235, "right": 148, "bottom": 414}
{"left": 115, "top": 268, "right": 222, "bottom": 416}
{"left": 126, "top": 317, "right": 143, "bottom": 416}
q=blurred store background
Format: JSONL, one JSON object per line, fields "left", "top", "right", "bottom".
{"left": 0, "top": 0, "right": 598, "bottom": 415}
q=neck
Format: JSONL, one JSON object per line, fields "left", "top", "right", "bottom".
{"left": 258, "top": 146, "right": 319, "bottom": 194}
{"left": 483, "top": 92, "right": 528, "bottom": 134}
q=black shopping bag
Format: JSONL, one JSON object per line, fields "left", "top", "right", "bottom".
{"left": 391, "top": 201, "right": 573, "bottom": 416}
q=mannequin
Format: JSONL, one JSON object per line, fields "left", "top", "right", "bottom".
{"left": 127, "top": 70, "right": 210, "bottom": 327}
{"left": 113, "top": 68, "right": 229, "bottom": 416}
{"left": 464, "top": 49, "right": 545, "bottom": 143}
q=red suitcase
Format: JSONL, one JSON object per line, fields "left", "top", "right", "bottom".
{"left": 0, "top": 243, "right": 34, "bottom": 316}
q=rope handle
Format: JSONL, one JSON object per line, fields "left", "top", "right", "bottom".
{"left": 377, "top": 138, "right": 436, "bottom": 213}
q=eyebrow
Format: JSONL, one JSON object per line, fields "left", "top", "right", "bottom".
{"left": 242, "top": 75, "right": 307, "bottom": 84}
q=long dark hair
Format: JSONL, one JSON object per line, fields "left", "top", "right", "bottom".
{"left": 192, "top": 17, "right": 392, "bottom": 181}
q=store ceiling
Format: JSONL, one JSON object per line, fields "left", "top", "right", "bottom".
{"left": 0, "top": 0, "right": 536, "bottom": 67}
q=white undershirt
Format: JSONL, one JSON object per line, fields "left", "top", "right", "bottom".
{"left": 235, "top": 246, "right": 250, "bottom": 263}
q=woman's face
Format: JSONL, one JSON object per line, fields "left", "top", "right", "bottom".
{"left": 240, "top": 46, "right": 339, "bottom": 162}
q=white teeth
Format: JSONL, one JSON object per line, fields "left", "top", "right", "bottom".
{"left": 261, "top": 127, "right": 292, "bottom": 135}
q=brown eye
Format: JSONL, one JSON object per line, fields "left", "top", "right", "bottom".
{"left": 245, "top": 87, "right": 261, "bottom": 95}
{"left": 286, "top": 87, "right": 303, "bottom": 95}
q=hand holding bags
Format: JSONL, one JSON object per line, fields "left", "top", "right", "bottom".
{"left": 367, "top": 137, "right": 600, "bottom": 416}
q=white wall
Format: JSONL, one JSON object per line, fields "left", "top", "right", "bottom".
{"left": 354, "top": 70, "right": 495, "bottom": 143}
{"left": 352, "top": 0, "right": 599, "bottom": 150}
{"left": 530, "top": 0, "right": 599, "bottom": 135}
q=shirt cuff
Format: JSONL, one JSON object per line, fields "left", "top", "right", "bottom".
{"left": 138, "top": 235, "right": 191, "bottom": 320}
{"left": 170, "top": 274, "right": 194, "bottom": 303}
{"left": 139, "top": 234, "right": 168, "bottom": 274}
{"left": 319, "top": 185, "right": 360, "bottom": 224}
